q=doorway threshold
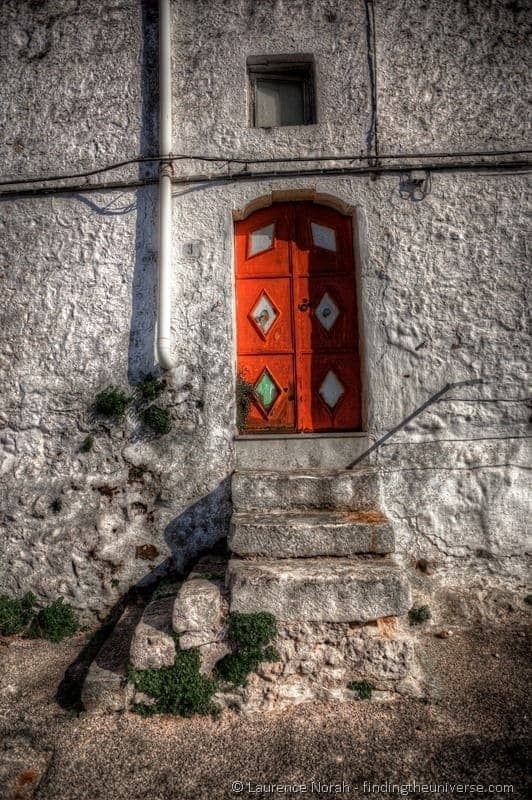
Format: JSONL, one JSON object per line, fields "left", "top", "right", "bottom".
{"left": 234, "top": 432, "right": 374, "bottom": 471}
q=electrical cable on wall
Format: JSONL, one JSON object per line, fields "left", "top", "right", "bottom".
{"left": 0, "top": 147, "right": 530, "bottom": 189}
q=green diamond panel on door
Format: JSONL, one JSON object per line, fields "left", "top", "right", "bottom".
{"left": 254, "top": 369, "right": 280, "bottom": 413}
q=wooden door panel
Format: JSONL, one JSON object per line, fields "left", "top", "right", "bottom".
{"left": 235, "top": 205, "right": 292, "bottom": 278}
{"left": 294, "top": 275, "right": 358, "bottom": 353}
{"left": 236, "top": 277, "right": 293, "bottom": 355}
{"left": 237, "top": 355, "right": 295, "bottom": 431}
{"left": 297, "top": 353, "right": 362, "bottom": 432}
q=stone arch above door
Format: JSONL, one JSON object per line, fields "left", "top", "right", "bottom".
{"left": 233, "top": 189, "right": 355, "bottom": 221}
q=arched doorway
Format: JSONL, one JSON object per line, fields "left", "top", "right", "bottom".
{"left": 235, "top": 201, "right": 361, "bottom": 433}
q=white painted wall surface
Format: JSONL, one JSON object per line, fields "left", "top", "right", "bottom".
{"left": 0, "top": 0, "right": 529, "bottom": 618}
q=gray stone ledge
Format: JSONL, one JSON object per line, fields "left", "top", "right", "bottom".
{"left": 229, "top": 510, "right": 395, "bottom": 557}
{"left": 228, "top": 557, "right": 412, "bottom": 623}
{"left": 232, "top": 468, "right": 381, "bottom": 513}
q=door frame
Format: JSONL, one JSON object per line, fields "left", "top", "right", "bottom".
{"left": 231, "top": 190, "right": 368, "bottom": 436}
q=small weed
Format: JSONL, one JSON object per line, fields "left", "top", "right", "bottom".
{"left": 93, "top": 386, "right": 131, "bottom": 419}
{"left": 215, "top": 648, "right": 263, "bottom": 687}
{"left": 0, "top": 592, "right": 36, "bottom": 636}
{"left": 140, "top": 405, "right": 172, "bottom": 435}
{"left": 152, "top": 577, "right": 183, "bottom": 601}
{"left": 227, "top": 611, "right": 277, "bottom": 650}
{"left": 408, "top": 605, "right": 432, "bottom": 626}
{"left": 79, "top": 435, "right": 94, "bottom": 453}
{"left": 348, "top": 679, "right": 375, "bottom": 700}
{"left": 196, "top": 571, "right": 225, "bottom": 582}
{"left": 28, "top": 598, "right": 79, "bottom": 643}
{"left": 137, "top": 376, "right": 165, "bottom": 401}
{"left": 50, "top": 498, "right": 62, "bottom": 514}
{"left": 128, "top": 464, "right": 148, "bottom": 481}
{"left": 236, "top": 372, "right": 256, "bottom": 431}
{"left": 262, "top": 645, "right": 280, "bottom": 662}
{"left": 110, "top": 579, "right": 120, "bottom": 589}
{"left": 215, "top": 612, "right": 278, "bottom": 687}
{"left": 524, "top": 594, "right": 532, "bottom": 605}
{"left": 128, "top": 647, "right": 218, "bottom": 717}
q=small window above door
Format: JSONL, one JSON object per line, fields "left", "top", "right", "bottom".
{"left": 248, "top": 55, "right": 316, "bottom": 128}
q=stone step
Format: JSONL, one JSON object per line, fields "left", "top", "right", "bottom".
{"left": 232, "top": 468, "right": 380, "bottom": 513}
{"left": 228, "top": 557, "right": 411, "bottom": 623}
{"left": 235, "top": 434, "right": 372, "bottom": 471}
{"left": 229, "top": 511, "right": 395, "bottom": 557}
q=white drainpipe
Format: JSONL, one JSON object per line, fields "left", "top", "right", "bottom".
{"left": 157, "top": 0, "right": 176, "bottom": 369}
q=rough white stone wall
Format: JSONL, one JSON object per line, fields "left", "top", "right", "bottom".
{"left": 0, "top": 0, "right": 529, "bottom": 619}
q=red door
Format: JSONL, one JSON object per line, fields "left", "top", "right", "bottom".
{"left": 235, "top": 202, "right": 361, "bottom": 433}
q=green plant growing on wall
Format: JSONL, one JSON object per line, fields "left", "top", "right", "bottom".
{"left": 408, "top": 605, "right": 432, "bottom": 626}
{"left": 128, "top": 644, "right": 219, "bottom": 718}
{"left": 80, "top": 435, "right": 94, "bottom": 453}
{"left": 0, "top": 592, "right": 36, "bottom": 636}
{"left": 348, "top": 679, "right": 375, "bottom": 700}
{"left": 28, "top": 598, "right": 79, "bottom": 642}
{"left": 50, "top": 498, "right": 62, "bottom": 514}
{"left": 215, "top": 611, "right": 279, "bottom": 687}
{"left": 93, "top": 386, "right": 132, "bottom": 419}
{"left": 235, "top": 371, "right": 256, "bottom": 431}
{"left": 140, "top": 405, "right": 172, "bottom": 435}
{"left": 137, "top": 375, "right": 166, "bottom": 401}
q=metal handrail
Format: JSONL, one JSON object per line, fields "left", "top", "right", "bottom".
{"left": 347, "top": 379, "right": 484, "bottom": 469}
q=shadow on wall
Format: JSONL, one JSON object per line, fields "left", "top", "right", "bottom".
{"left": 163, "top": 476, "right": 233, "bottom": 571}
{"left": 56, "top": 478, "right": 232, "bottom": 710}
{"left": 128, "top": 0, "right": 159, "bottom": 383}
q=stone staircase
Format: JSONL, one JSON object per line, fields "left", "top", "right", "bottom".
{"left": 227, "top": 437, "right": 411, "bottom": 626}
{"left": 82, "top": 435, "right": 420, "bottom": 715}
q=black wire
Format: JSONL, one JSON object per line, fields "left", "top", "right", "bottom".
{"left": 0, "top": 158, "right": 529, "bottom": 202}
{"left": 0, "top": 148, "right": 531, "bottom": 188}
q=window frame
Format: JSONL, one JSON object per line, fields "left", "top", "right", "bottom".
{"left": 247, "top": 56, "right": 316, "bottom": 128}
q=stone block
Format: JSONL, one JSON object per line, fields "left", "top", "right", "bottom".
{"left": 229, "top": 510, "right": 395, "bottom": 557}
{"left": 173, "top": 577, "right": 227, "bottom": 648}
{"left": 232, "top": 468, "right": 380, "bottom": 513}
{"left": 228, "top": 558, "right": 411, "bottom": 623}
{"left": 82, "top": 605, "right": 142, "bottom": 713}
{"left": 198, "top": 642, "right": 232, "bottom": 674}
{"left": 129, "top": 596, "right": 176, "bottom": 671}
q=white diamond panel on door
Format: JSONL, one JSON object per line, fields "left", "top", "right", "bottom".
{"left": 250, "top": 292, "right": 278, "bottom": 336}
{"left": 249, "top": 223, "right": 275, "bottom": 256}
{"left": 318, "top": 370, "right": 345, "bottom": 410}
{"left": 311, "top": 222, "right": 336, "bottom": 252}
{"left": 315, "top": 291, "right": 340, "bottom": 331}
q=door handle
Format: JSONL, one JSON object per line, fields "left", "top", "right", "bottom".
{"left": 298, "top": 299, "right": 311, "bottom": 312}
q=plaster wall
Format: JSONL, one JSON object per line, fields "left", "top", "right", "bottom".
{"left": 0, "top": 0, "right": 529, "bottom": 619}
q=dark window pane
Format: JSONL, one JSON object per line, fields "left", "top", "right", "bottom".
{"left": 255, "top": 79, "right": 305, "bottom": 127}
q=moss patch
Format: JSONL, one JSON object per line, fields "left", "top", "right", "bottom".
{"left": 128, "top": 646, "right": 218, "bottom": 718}
{"left": 140, "top": 405, "right": 172, "bottom": 435}
{"left": 0, "top": 592, "right": 36, "bottom": 636}
{"left": 348, "top": 679, "right": 375, "bottom": 700}
{"left": 94, "top": 386, "right": 131, "bottom": 419}
{"left": 79, "top": 434, "right": 94, "bottom": 453}
{"left": 236, "top": 372, "right": 256, "bottom": 431}
{"left": 50, "top": 498, "right": 62, "bottom": 514}
{"left": 28, "top": 598, "right": 79, "bottom": 643}
{"left": 215, "top": 612, "right": 279, "bottom": 687}
{"left": 137, "top": 376, "right": 166, "bottom": 401}
{"left": 408, "top": 605, "right": 432, "bottom": 625}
